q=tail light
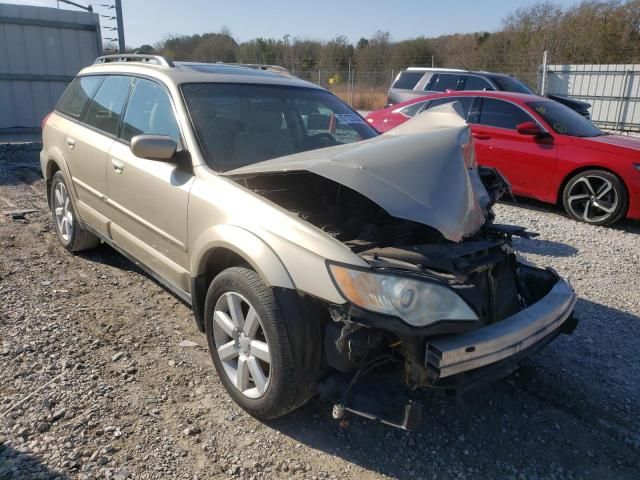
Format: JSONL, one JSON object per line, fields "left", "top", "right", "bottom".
{"left": 41, "top": 112, "right": 52, "bottom": 130}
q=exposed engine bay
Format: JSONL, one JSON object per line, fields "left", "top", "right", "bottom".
{"left": 224, "top": 105, "right": 577, "bottom": 430}
{"left": 234, "top": 170, "right": 446, "bottom": 250}
{"left": 232, "top": 163, "right": 526, "bottom": 325}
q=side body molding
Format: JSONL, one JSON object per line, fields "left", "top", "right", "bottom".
{"left": 190, "top": 224, "right": 295, "bottom": 290}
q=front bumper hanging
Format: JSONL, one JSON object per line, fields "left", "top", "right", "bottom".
{"left": 426, "top": 278, "right": 577, "bottom": 379}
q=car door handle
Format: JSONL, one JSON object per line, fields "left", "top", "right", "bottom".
{"left": 66, "top": 137, "right": 76, "bottom": 149}
{"left": 111, "top": 159, "right": 124, "bottom": 174}
{"left": 473, "top": 133, "right": 491, "bottom": 140}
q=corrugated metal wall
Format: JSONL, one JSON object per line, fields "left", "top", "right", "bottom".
{"left": 0, "top": 3, "right": 102, "bottom": 141}
{"left": 544, "top": 64, "right": 640, "bottom": 132}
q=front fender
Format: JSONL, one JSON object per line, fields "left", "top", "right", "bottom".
{"left": 190, "top": 224, "right": 295, "bottom": 290}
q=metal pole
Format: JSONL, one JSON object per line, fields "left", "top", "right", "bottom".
{"left": 540, "top": 50, "right": 548, "bottom": 95}
{"left": 114, "top": 0, "right": 126, "bottom": 53}
{"left": 351, "top": 69, "right": 356, "bottom": 106}
{"left": 431, "top": 55, "right": 434, "bottom": 68}
{"left": 615, "top": 70, "right": 631, "bottom": 131}
{"left": 347, "top": 58, "right": 352, "bottom": 105}
{"left": 318, "top": 69, "right": 321, "bottom": 85}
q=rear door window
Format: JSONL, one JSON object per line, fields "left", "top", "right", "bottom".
{"left": 475, "top": 98, "right": 532, "bottom": 129}
{"left": 83, "top": 76, "right": 133, "bottom": 136}
{"left": 392, "top": 71, "right": 424, "bottom": 90}
{"left": 57, "top": 76, "right": 103, "bottom": 118}
{"left": 426, "top": 74, "right": 461, "bottom": 92}
{"left": 424, "top": 97, "right": 473, "bottom": 119}
{"left": 121, "top": 79, "right": 181, "bottom": 143}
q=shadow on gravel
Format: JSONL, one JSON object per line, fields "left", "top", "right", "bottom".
{"left": 0, "top": 145, "right": 42, "bottom": 187}
{"left": 0, "top": 443, "right": 68, "bottom": 480}
{"left": 501, "top": 196, "right": 640, "bottom": 234}
{"left": 512, "top": 236, "right": 578, "bottom": 257}
{"left": 269, "top": 298, "right": 640, "bottom": 479}
{"left": 77, "top": 244, "right": 192, "bottom": 306}
{"left": 78, "top": 243, "right": 143, "bottom": 274}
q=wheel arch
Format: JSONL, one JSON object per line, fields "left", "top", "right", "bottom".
{"left": 556, "top": 164, "right": 630, "bottom": 206}
{"left": 42, "top": 148, "right": 74, "bottom": 207}
{"left": 45, "top": 160, "right": 60, "bottom": 207}
{"left": 189, "top": 225, "right": 295, "bottom": 332}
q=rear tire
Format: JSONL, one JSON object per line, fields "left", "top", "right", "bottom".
{"left": 204, "top": 266, "right": 320, "bottom": 419}
{"left": 562, "top": 169, "right": 627, "bottom": 226}
{"left": 50, "top": 171, "right": 100, "bottom": 252}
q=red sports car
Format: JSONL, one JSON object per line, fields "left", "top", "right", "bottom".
{"left": 366, "top": 91, "right": 640, "bottom": 225}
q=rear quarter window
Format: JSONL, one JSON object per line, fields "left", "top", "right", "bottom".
{"left": 392, "top": 71, "right": 425, "bottom": 90}
{"left": 398, "top": 101, "right": 428, "bottom": 117}
{"left": 56, "top": 76, "right": 103, "bottom": 118}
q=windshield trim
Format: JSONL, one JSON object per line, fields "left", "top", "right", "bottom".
{"left": 525, "top": 100, "right": 604, "bottom": 138}
{"left": 487, "top": 75, "right": 534, "bottom": 95}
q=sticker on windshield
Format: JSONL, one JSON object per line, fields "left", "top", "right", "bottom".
{"left": 554, "top": 122, "right": 567, "bottom": 133}
{"left": 334, "top": 114, "right": 366, "bottom": 125}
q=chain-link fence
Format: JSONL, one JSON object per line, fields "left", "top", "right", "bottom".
{"left": 291, "top": 53, "right": 640, "bottom": 132}
{"left": 291, "top": 55, "right": 546, "bottom": 112}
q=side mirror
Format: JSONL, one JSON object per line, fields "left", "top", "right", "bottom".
{"left": 516, "top": 121, "right": 542, "bottom": 136}
{"left": 130, "top": 135, "right": 177, "bottom": 161}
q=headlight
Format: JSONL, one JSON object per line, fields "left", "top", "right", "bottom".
{"left": 328, "top": 264, "right": 478, "bottom": 327}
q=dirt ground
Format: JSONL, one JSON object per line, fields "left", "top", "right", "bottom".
{"left": 1, "top": 145, "right": 639, "bottom": 480}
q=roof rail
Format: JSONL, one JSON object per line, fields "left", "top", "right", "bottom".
{"left": 406, "top": 67, "right": 467, "bottom": 72}
{"left": 94, "top": 54, "right": 174, "bottom": 67}
{"left": 229, "top": 63, "right": 292, "bottom": 75}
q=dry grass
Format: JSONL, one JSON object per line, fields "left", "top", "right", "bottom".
{"left": 329, "top": 85, "right": 388, "bottom": 111}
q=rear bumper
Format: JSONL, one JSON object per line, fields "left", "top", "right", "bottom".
{"left": 426, "top": 277, "right": 577, "bottom": 379}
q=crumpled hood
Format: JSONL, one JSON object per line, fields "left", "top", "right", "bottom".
{"left": 224, "top": 104, "right": 489, "bottom": 242}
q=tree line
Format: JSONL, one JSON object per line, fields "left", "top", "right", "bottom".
{"left": 133, "top": 1, "right": 640, "bottom": 87}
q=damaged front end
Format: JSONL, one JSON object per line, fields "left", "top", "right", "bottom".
{"left": 225, "top": 105, "right": 578, "bottom": 430}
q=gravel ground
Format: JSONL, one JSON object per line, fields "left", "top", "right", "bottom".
{"left": 1, "top": 144, "right": 639, "bottom": 480}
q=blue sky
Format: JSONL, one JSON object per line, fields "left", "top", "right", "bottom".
{"left": 10, "top": 0, "right": 580, "bottom": 46}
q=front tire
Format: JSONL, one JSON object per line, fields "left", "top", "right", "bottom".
{"left": 562, "top": 170, "right": 628, "bottom": 226}
{"left": 50, "top": 172, "right": 100, "bottom": 252}
{"left": 204, "top": 266, "right": 319, "bottom": 419}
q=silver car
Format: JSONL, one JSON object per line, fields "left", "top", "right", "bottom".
{"left": 40, "top": 54, "right": 577, "bottom": 429}
{"left": 387, "top": 67, "right": 590, "bottom": 118}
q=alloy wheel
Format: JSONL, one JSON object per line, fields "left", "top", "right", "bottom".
{"left": 566, "top": 175, "right": 618, "bottom": 223}
{"left": 212, "top": 292, "right": 271, "bottom": 399}
{"left": 53, "top": 182, "right": 73, "bottom": 242}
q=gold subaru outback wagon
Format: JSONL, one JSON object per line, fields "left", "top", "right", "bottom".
{"left": 41, "top": 54, "right": 577, "bottom": 429}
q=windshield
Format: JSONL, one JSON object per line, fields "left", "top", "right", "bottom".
{"left": 488, "top": 75, "right": 534, "bottom": 94}
{"left": 181, "top": 83, "right": 378, "bottom": 171}
{"left": 527, "top": 101, "right": 604, "bottom": 137}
